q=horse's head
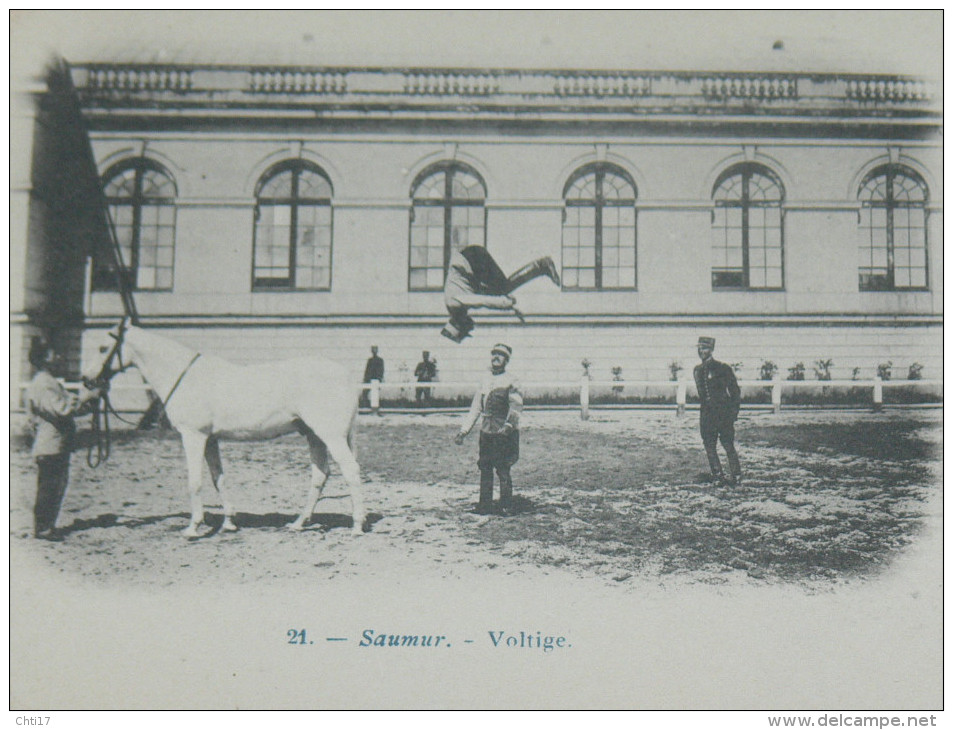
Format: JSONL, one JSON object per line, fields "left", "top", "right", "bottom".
{"left": 82, "top": 317, "right": 135, "bottom": 388}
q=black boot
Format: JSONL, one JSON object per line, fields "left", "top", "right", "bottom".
{"left": 475, "top": 470, "right": 495, "bottom": 514}
{"left": 726, "top": 448, "right": 742, "bottom": 486}
{"left": 498, "top": 469, "right": 514, "bottom": 515}
{"left": 505, "top": 257, "right": 561, "bottom": 292}
{"left": 704, "top": 444, "right": 726, "bottom": 485}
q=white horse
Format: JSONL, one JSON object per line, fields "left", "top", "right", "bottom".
{"left": 84, "top": 318, "right": 364, "bottom": 538}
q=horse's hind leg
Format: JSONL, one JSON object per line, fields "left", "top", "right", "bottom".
{"left": 205, "top": 437, "right": 237, "bottom": 533}
{"left": 323, "top": 436, "right": 365, "bottom": 536}
{"left": 289, "top": 431, "right": 330, "bottom": 531}
{"left": 181, "top": 430, "right": 208, "bottom": 537}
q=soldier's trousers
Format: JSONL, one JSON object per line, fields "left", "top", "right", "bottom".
{"left": 460, "top": 245, "right": 553, "bottom": 297}
{"left": 699, "top": 408, "right": 741, "bottom": 479}
{"left": 477, "top": 430, "right": 519, "bottom": 506}
{"left": 34, "top": 453, "right": 70, "bottom": 535}
{"left": 479, "top": 468, "right": 513, "bottom": 507}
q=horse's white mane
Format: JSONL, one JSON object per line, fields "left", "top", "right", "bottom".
{"left": 125, "top": 325, "right": 197, "bottom": 362}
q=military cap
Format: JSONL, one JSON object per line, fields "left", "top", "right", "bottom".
{"left": 697, "top": 336, "right": 716, "bottom": 348}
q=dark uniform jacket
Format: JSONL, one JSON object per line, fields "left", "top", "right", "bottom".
{"left": 363, "top": 356, "right": 385, "bottom": 383}
{"left": 693, "top": 358, "right": 741, "bottom": 417}
{"left": 414, "top": 359, "right": 437, "bottom": 382}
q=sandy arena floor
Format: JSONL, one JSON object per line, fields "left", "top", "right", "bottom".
{"left": 9, "top": 408, "right": 942, "bottom": 709}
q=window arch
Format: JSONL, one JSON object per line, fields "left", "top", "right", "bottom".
{"left": 93, "top": 158, "right": 177, "bottom": 291}
{"left": 408, "top": 162, "right": 486, "bottom": 291}
{"left": 253, "top": 160, "right": 333, "bottom": 290}
{"left": 711, "top": 163, "right": 784, "bottom": 289}
{"left": 857, "top": 164, "right": 928, "bottom": 290}
{"left": 561, "top": 163, "right": 637, "bottom": 290}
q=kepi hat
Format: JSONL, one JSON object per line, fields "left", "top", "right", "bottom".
{"left": 697, "top": 336, "right": 716, "bottom": 348}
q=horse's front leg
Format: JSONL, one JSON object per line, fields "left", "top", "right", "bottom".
{"left": 205, "top": 437, "right": 238, "bottom": 533}
{"left": 181, "top": 431, "right": 208, "bottom": 537}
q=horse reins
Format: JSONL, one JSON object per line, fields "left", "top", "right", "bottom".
{"left": 86, "top": 327, "right": 201, "bottom": 468}
{"left": 87, "top": 330, "right": 127, "bottom": 467}
{"left": 161, "top": 353, "right": 201, "bottom": 411}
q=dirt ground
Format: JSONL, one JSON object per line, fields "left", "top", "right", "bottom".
{"left": 9, "top": 407, "right": 941, "bottom": 588}
{"left": 9, "top": 407, "right": 943, "bottom": 709}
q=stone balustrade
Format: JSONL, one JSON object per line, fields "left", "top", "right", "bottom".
{"left": 552, "top": 74, "right": 653, "bottom": 97}
{"left": 699, "top": 75, "right": 798, "bottom": 99}
{"left": 84, "top": 65, "right": 193, "bottom": 92}
{"left": 844, "top": 77, "right": 931, "bottom": 102}
{"left": 71, "top": 63, "right": 938, "bottom": 111}
{"left": 248, "top": 69, "right": 347, "bottom": 94}
{"left": 403, "top": 72, "right": 500, "bottom": 95}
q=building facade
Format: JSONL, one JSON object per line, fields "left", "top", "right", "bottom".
{"left": 12, "top": 62, "right": 942, "bottom": 405}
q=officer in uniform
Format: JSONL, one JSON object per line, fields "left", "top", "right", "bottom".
{"left": 25, "top": 337, "right": 103, "bottom": 540}
{"left": 413, "top": 350, "right": 437, "bottom": 403}
{"left": 693, "top": 336, "right": 742, "bottom": 486}
{"left": 454, "top": 343, "right": 523, "bottom": 514}
{"left": 441, "top": 245, "right": 560, "bottom": 343}
{"left": 360, "top": 345, "right": 385, "bottom": 408}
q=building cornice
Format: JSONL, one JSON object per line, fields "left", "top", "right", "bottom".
{"left": 71, "top": 313, "right": 943, "bottom": 330}
{"left": 69, "top": 63, "right": 940, "bottom": 130}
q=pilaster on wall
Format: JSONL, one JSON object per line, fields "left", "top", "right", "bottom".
{"left": 13, "top": 59, "right": 110, "bottom": 403}
{"left": 10, "top": 68, "right": 39, "bottom": 408}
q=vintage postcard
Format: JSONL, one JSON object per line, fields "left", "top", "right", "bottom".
{"left": 8, "top": 10, "right": 943, "bottom": 715}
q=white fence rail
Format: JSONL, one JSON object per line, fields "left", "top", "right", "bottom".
{"left": 357, "top": 377, "right": 941, "bottom": 419}
{"left": 15, "top": 377, "right": 942, "bottom": 421}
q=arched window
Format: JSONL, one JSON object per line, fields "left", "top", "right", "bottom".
{"left": 562, "top": 164, "right": 637, "bottom": 290}
{"left": 711, "top": 163, "right": 784, "bottom": 289}
{"left": 858, "top": 165, "right": 928, "bottom": 290}
{"left": 408, "top": 162, "right": 486, "bottom": 291}
{"left": 94, "top": 158, "right": 177, "bottom": 291}
{"left": 253, "top": 160, "right": 333, "bottom": 290}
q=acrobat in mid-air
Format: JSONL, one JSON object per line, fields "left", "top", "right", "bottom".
{"left": 441, "top": 245, "right": 561, "bottom": 343}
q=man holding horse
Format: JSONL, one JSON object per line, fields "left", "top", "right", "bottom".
{"left": 26, "top": 337, "right": 103, "bottom": 540}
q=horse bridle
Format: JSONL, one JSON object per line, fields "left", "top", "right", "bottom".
{"left": 96, "top": 328, "right": 131, "bottom": 384}
{"left": 86, "top": 322, "right": 202, "bottom": 467}
{"left": 85, "top": 322, "right": 135, "bottom": 468}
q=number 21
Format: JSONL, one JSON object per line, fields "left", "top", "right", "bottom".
{"left": 287, "top": 628, "right": 308, "bottom": 645}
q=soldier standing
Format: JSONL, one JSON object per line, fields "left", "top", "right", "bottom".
{"left": 413, "top": 350, "right": 437, "bottom": 404}
{"left": 454, "top": 343, "right": 523, "bottom": 514}
{"left": 693, "top": 336, "right": 742, "bottom": 486}
{"left": 360, "top": 345, "right": 385, "bottom": 408}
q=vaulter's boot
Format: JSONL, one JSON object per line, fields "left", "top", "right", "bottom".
{"left": 506, "top": 257, "right": 561, "bottom": 292}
